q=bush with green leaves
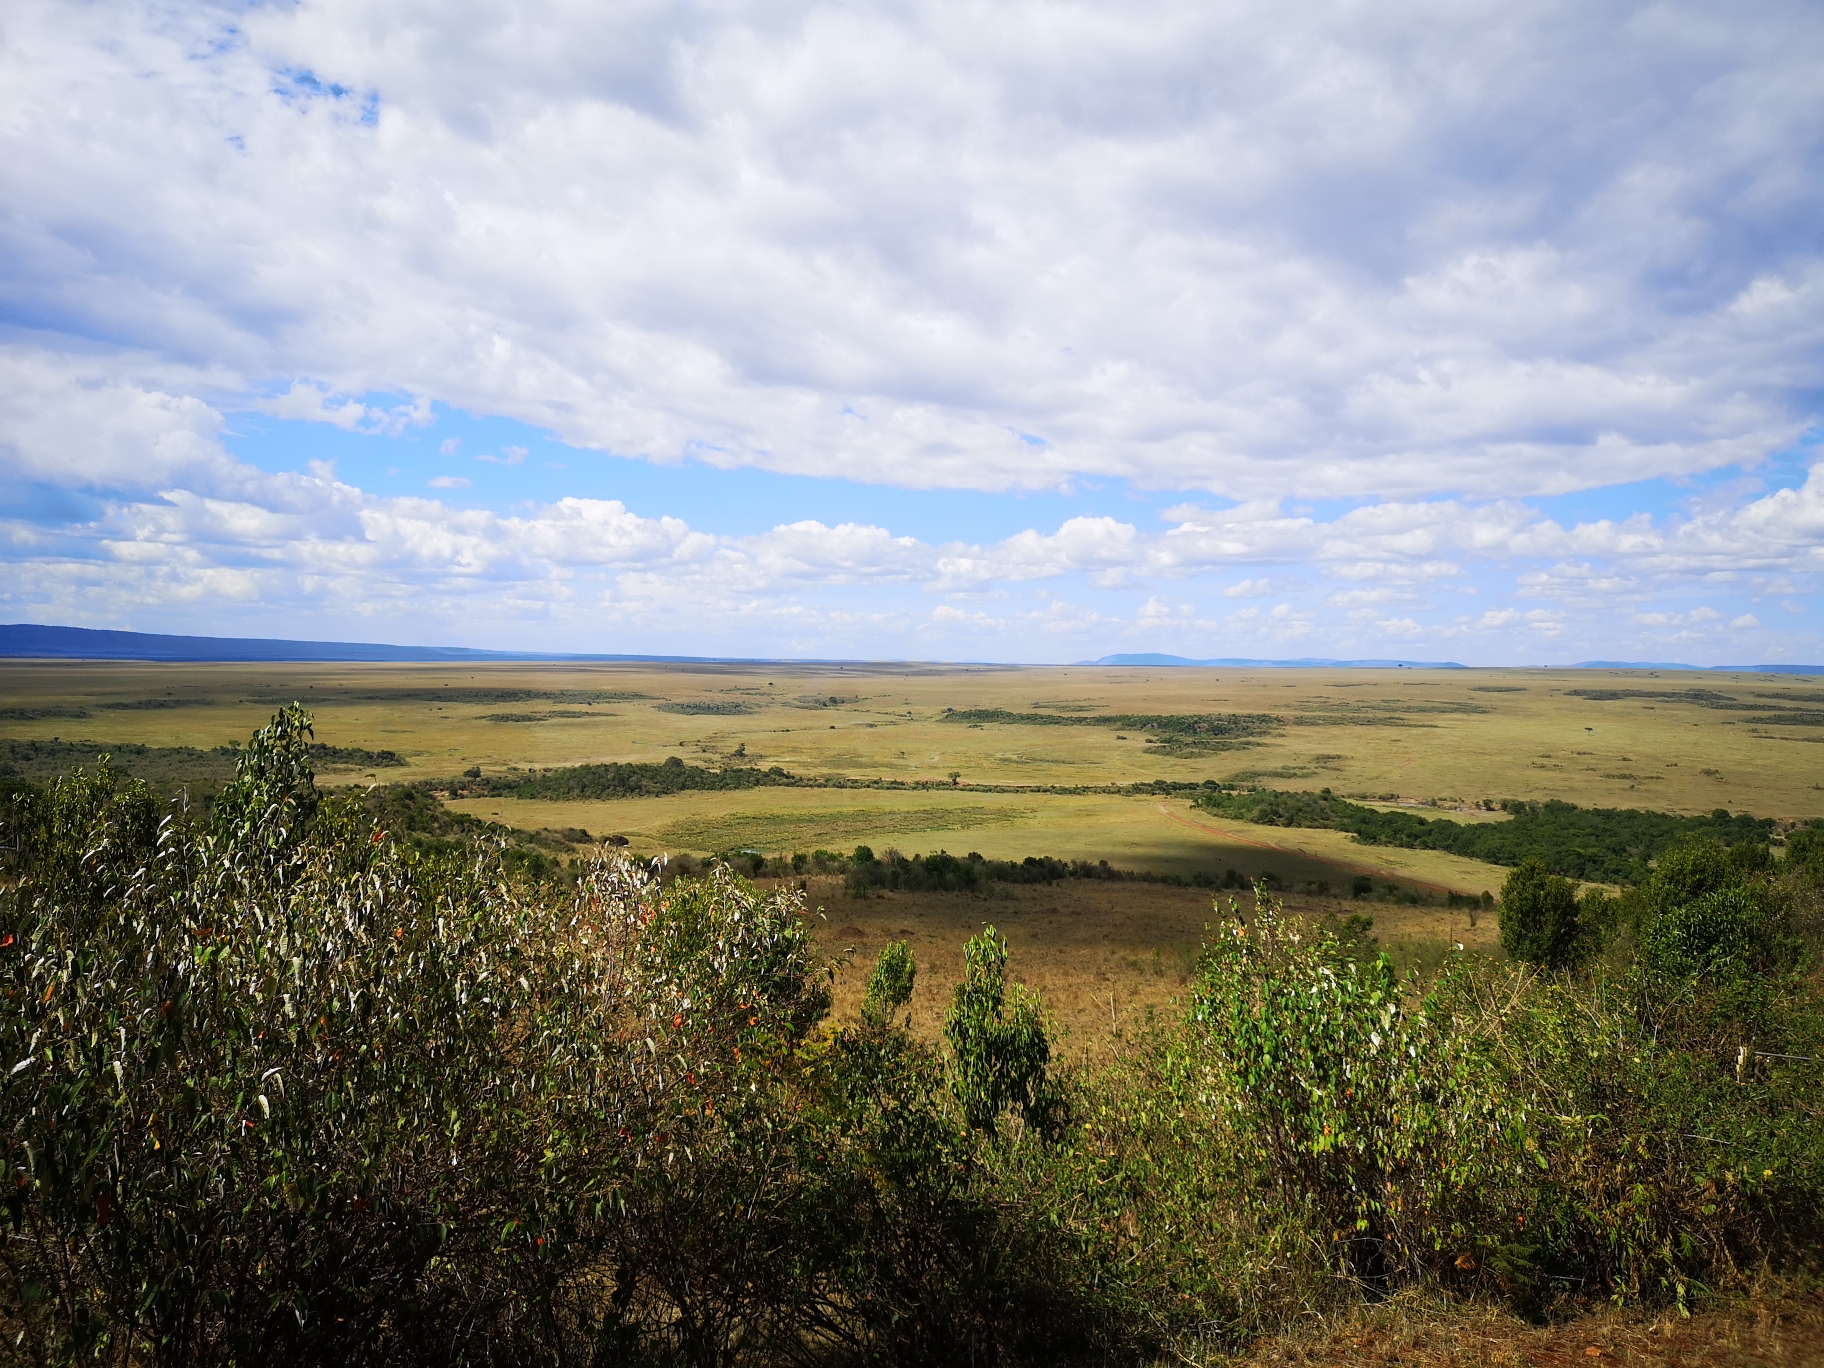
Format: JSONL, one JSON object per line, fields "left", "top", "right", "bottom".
{"left": 1499, "top": 856, "right": 1587, "bottom": 968}
{"left": 943, "top": 927, "right": 1052, "bottom": 1137}
{"left": 861, "top": 938, "right": 916, "bottom": 1028}
{"left": 1185, "top": 896, "right": 1510, "bottom": 1286}
{"left": 1638, "top": 886, "right": 1781, "bottom": 983}
{"left": 0, "top": 710, "right": 826, "bottom": 1364}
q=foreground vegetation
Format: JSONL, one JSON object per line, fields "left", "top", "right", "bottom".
{"left": 2, "top": 708, "right": 1821, "bottom": 1365}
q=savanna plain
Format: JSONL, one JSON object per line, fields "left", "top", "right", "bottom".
{"left": 3, "top": 658, "right": 1822, "bottom": 1365}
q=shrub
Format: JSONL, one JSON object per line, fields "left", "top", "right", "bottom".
{"left": 944, "top": 927, "right": 1051, "bottom": 1136}
{"left": 1639, "top": 887, "right": 1779, "bottom": 983}
{"left": 1186, "top": 899, "right": 1499, "bottom": 1286}
{"left": 1499, "top": 857, "right": 1586, "bottom": 968}
{"left": 862, "top": 940, "right": 917, "bottom": 1028}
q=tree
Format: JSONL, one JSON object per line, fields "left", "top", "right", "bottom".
{"left": 861, "top": 940, "right": 916, "bottom": 1029}
{"left": 943, "top": 927, "right": 1050, "bottom": 1135}
{"left": 1499, "top": 857, "right": 1584, "bottom": 968}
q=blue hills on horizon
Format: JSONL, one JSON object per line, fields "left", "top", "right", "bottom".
{"left": 1083, "top": 652, "right": 1469, "bottom": 669}
{"left": 0, "top": 623, "right": 747, "bottom": 665}
{"left": 1085, "top": 652, "right": 1824, "bottom": 674}
{"left": 0, "top": 624, "right": 1819, "bottom": 673}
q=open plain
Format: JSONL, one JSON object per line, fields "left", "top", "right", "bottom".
{"left": 5, "top": 656, "right": 1819, "bottom": 1046}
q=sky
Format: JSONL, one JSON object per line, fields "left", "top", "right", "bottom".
{"left": 2, "top": 0, "right": 1822, "bottom": 665}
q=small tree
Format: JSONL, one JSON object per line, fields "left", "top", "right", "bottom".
{"left": 209, "top": 701, "right": 319, "bottom": 854}
{"left": 943, "top": 927, "right": 1050, "bottom": 1135}
{"left": 862, "top": 940, "right": 917, "bottom": 1029}
{"left": 1498, "top": 857, "right": 1584, "bottom": 968}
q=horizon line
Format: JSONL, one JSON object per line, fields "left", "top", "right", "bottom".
{"left": 2, "top": 624, "right": 1821, "bottom": 674}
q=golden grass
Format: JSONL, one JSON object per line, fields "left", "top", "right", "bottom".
{"left": 782, "top": 873, "right": 1499, "bottom": 1059}
{"left": 0, "top": 658, "right": 1817, "bottom": 818}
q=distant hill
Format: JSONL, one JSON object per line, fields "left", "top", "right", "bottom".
{"left": 1081, "top": 652, "right": 1824, "bottom": 674}
{"left": 0, "top": 624, "right": 743, "bottom": 665}
{"left": 6, "top": 625, "right": 1816, "bottom": 672}
{"left": 1080, "top": 653, "right": 1467, "bottom": 669}
{"left": 1571, "top": 660, "right": 1824, "bottom": 674}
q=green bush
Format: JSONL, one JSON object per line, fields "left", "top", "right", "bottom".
{"left": 944, "top": 927, "right": 1052, "bottom": 1136}
{"left": 1186, "top": 900, "right": 1501, "bottom": 1286}
{"left": 861, "top": 940, "right": 916, "bottom": 1028}
{"left": 1499, "top": 857, "right": 1587, "bottom": 968}
{"left": 1639, "top": 887, "right": 1778, "bottom": 983}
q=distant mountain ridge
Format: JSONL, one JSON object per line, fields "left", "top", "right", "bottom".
{"left": 3, "top": 626, "right": 1818, "bottom": 672}
{"left": 0, "top": 624, "right": 757, "bottom": 665}
{"left": 1570, "top": 660, "right": 1824, "bottom": 674}
{"left": 1083, "top": 652, "right": 1823, "bottom": 673}
{"left": 1081, "top": 653, "right": 1468, "bottom": 668}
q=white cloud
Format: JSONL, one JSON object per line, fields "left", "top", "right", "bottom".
{"left": 1223, "top": 577, "right": 1281, "bottom": 598}
{"left": 2, "top": 332, "right": 1821, "bottom": 661}
{"left": 3, "top": 0, "right": 1822, "bottom": 501}
{"left": 253, "top": 384, "right": 433, "bottom": 436}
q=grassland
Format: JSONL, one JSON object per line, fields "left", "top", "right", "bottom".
{"left": 1, "top": 658, "right": 1817, "bottom": 814}
{"left": 3, "top": 656, "right": 1816, "bottom": 1052}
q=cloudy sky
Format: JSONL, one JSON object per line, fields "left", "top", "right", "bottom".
{"left": 3, "top": 0, "right": 1821, "bottom": 664}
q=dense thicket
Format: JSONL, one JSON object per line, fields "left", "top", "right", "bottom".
{"left": 1196, "top": 788, "right": 1775, "bottom": 882}
{"left": 2, "top": 709, "right": 1819, "bottom": 1366}
{"left": 440, "top": 757, "right": 796, "bottom": 802}
{"left": 941, "top": 708, "right": 1281, "bottom": 746}
{"left": 839, "top": 847, "right": 1222, "bottom": 896}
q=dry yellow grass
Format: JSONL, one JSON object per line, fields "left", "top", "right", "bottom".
{"left": 789, "top": 874, "right": 1497, "bottom": 1059}
{"left": 1, "top": 658, "right": 1817, "bottom": 816}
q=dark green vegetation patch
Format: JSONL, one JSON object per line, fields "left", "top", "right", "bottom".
{"left": 305, "top": 743, "right": 406, "bottom": 769}
{"left": 1295, "top": 698, "right": 1490, "bottom": 718}
{"left": 654, "top": 699, "right": 757, "bottom": 715}
{"left": 1564, "top": 687, "right": 1822, "bottom": 717}
{"left": 445, "top": 756, "right": 795, "bottom": 801}
{"left": 942, "top": 708, "right": 1279, "bottom": 753}
{"left": 0, "top": 737, "right": 241, "bottom": 796}
{"left": 1196, "top": 788, "right": 1777, "bottom": 883}
{"left": 96, "top": 696, "right": 218, "bottom": 710}
{"left": 478, "top": 709, "right": 613, "bottom": 722}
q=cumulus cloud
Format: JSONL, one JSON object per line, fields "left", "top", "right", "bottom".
{"left": 3, "top": 0, "right": 1822, "bottom": 500}
{"left": 3, "top": 0, "right": 1822, "bottom": 662}
{"left": 5, "top": 363, "right": 1821, "bottom": 659}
